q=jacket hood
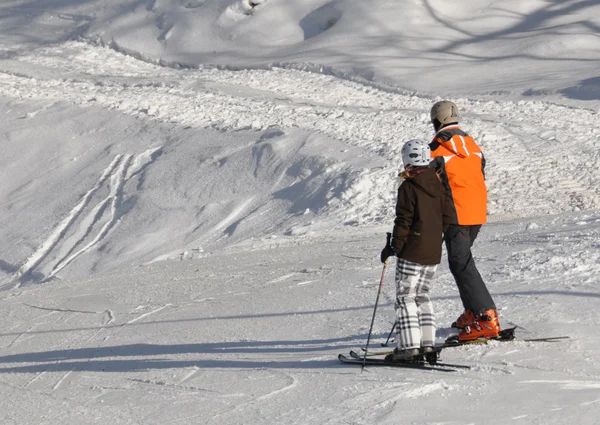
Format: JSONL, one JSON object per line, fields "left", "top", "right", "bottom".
{"left": 433, "top": 125, "right": 469, "bottom": 158}
{"left": 405, "top": 168, "right": 446, "bottom": 198}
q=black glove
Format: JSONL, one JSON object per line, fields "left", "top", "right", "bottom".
{"left": 380, "top": 232, "right": 397, "bottom": 263}
{"left": 380, "top": 245, "right": 396, "bottom": 264}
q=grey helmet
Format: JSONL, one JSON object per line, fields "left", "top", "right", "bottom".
{"left": 430, "top": 100, "right": 459, "bottom": 128}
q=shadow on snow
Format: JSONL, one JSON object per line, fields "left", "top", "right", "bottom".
{"left": 0, "top": 335, "right": 365, "bottom": 373}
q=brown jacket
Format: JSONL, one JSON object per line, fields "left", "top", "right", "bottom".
{"left": 392, "top": 167, "right": 454, "bottom": 265}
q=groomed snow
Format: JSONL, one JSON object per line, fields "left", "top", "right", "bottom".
{"left": 0, "top": 1, "right": 599, "bottom": 424}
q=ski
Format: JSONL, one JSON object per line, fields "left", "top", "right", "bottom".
{"left": 362, "top": 332, "right": 507, "bottom": 353}
{"left": 338, "top": 354, "right": 459, "bottom": 372}
{"left": 521, "top": 335, "right": 570, "bottom": 342}
{"left": 348, "top": 350, "right": 471, "bottom": 369}
{"left": 363, "top": 327, "right": 569, "bottom": 352}
{"left": 443, "top": 327, "right": 570, "bottom": 346}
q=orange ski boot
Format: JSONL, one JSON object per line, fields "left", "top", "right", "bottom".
{"left": 452, "top": 310, "right": 476, "bottom": 328}
{"left": 458, "top": 309, "right": 501, "bottom": 341}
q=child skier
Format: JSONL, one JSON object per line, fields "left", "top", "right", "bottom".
{"left": 380, "top": 139, "right": 453, "bottom": 360}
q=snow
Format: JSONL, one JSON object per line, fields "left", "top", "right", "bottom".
{"left": 0, "top": 0, "right": 599, "bottom": 424}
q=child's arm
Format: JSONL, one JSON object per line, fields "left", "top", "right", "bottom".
{"left": 392, "top": 183, "right": 415, "bottom": 253}
{"left": 442, "top": 192, "right": 455, "bottom": 231}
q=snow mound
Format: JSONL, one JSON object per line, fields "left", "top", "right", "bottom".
{"left": 182, "top": 0, "right": 207, "bottom": 8}
{"left": 300, "top": 2, "right": 343, "bottom": 40}
{"left": 0, "top": 95, "right": 384, "bottom": 285}
{"left": 216, "top": 0, "right": 337, "bottom": 46}
{"left": 561, "top": 77, "right": 600, "bottom": 101}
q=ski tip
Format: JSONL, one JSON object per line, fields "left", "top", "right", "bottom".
{"left": 522, "top": 335, "right": 570, "bottom": 342}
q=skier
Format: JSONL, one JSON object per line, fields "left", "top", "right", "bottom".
{"left": 380, "top": 139, "right": 453, "bottom": 360}
{"left": 428, "top": 100, "right": 501, "bottom": 341}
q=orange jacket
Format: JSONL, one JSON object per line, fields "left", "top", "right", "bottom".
{"left": 429, "top": 125, "right": 487, "bottom": 225}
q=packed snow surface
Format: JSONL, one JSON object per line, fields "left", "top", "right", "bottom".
{"left": 0, "top": 1, "right": 599, "bottom": 424}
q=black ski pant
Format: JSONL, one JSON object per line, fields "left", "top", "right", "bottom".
{"left": 444, "top": 224, "right": 496, "bottom": 316}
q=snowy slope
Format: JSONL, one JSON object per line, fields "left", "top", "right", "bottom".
{"left": 1, "top": 217, "right": 599, "bottom": 424}
{"left": 0, "top": 0, "right": 599, "bottom": 424}
{"left": 3, "top": 0, "right": 600, "bottom": 105}
{"left": 1, "top": 40, "right": 599, "bottom": 284}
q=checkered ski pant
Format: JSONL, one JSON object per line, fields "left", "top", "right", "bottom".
{"left": 395, "top": 258, "right": 437, "bottom": 350}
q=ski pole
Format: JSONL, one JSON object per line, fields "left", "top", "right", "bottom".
{"left": 382, "top": 320, "right": 397, "bottom": 347}
{"left": 362, "top": 233, "right": 391, "bottom": 372}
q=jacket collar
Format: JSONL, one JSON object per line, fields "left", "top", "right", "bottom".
{"left": 435, "top": 124, "right": 460, "bottom": 137}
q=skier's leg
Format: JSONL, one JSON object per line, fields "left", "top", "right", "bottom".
{"left": 415, "top": 264, "right": 437, "bottom": 348}
{"left": 395, "top": 258, "right": 422, "bottom": 350}
{"left": 445, "top": 225, "right": 469, "bottom": 308}
{"left": 445, "top": 225, "right": 495, "bottom": 315}
{"left": 468, "top": 225, "right": 481, "bottom": 248}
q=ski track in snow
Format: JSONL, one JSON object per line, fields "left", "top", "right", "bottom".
{"left": 126, "top": 304, "right": 172, "bottom": 324}
{"left": 1, "top": 147, "right": 162, "bottom": 287}
{"left": 254, "top": 372, "right": 297, "bottom": 401}
{"left": 47, "top": 154, "right": 134, "bottom": 280}
{"left": 11, "top": 154, "right": 125, "bottom": 285}
{"left": 52, "top": 370, "right": 73, "bottom": 391}
{"left": 520, "top": 380, "right": 600, "bottom": 390}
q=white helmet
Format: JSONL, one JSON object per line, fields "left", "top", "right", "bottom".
{"left": 401, "top": 139, "right": 431, "bottom": 168}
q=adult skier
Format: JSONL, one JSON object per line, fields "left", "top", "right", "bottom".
{"left": 429, "top": 100, "right": 501, "bottom": 341}
{"left": 380, "top": 139, "right": 453, "bottom": 360}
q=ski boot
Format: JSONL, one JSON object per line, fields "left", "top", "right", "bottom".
{"left": 458, "top": 309, "right": 501, "bottom": 341}
{"left": 452, "top": 310, "right": 476, "bottom": 328}
{"left": 384, "top": 348, "right": 421, "bottom": 363}
{"left": 421, "top": 346, "right": 441, "bottom": 365}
